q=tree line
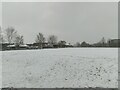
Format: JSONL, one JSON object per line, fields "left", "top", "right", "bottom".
{"left": 0, "top": 26, "right": 119, "bottom": 50}
{"left": 0, "top": 26, "right": 64, "bottom": 49}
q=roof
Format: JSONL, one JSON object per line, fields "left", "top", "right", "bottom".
{"left": 19, "top": 45, "right": 29, "bottom": 47}
{"left": 7, "top": 44, "right": 29, "bottom": 48}
{"left": 110, "top": 39, "right": 120, "bottom": 41}
{"left": 7, "top": 45, "right": 16, "bottom": 47}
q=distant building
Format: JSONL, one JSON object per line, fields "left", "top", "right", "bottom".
{"left": 0, "top": 43, "right": 14, "bottom": 51}
{"left": 58, "top": 41, "right": 66, "bottom": 48}
{"left": 65, "top": 43, "right": 73, "bottom": 47}
{"left": 7, "top": 44, "right": 29, "bottom": 50}
{"left": 81, "top": 41, "right": 92, "bottom": 47}
{"left": 32, "top": 42, "right": 51, "bottom": 48}
{"left": 108, "top": 39, "right": 120, "bottom": 47}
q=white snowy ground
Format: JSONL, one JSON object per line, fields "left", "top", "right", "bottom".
{"left": 0, "top": 50, "right": 2, "bottom": 89}
{"left": 2, "top": 48, "right": 118, "bottom": 88}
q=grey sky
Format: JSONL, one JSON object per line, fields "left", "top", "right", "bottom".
{"left": 2, "top": 2, "right": 118, "bottom": 44}
{"left": 0, "top": 2, "right": 2, "bottom": 26}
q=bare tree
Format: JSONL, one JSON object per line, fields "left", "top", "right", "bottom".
{"left": 107, "top": 38, "right": 111, "bottom": 46}
{"left": 75, "top": 42, "right": 81, "bottom": 47}
{"left": 14, "top": 35, "right": 24, "bottom": 47}
{"left": 48, "top": 35, "right": 57, "bottom": 46}
{"left": 35, "top": 33, "right": 45, "bottom": 49}
{"left": 99, "top": 37, "right": 106, "bottom": 46}
{"left": 58, "top": 40, "right": 66, "bottom": 48}
{"left": 5, "top": 27, "right": 17, "bottom": 43}
{"left": 100, "top": 37, "right": 106, "bottom": 44}
{"left": 0, "top": 27, "right": 4, "bottom": 43}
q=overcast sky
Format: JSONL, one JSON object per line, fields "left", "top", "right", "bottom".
{"left": 0, "top": 2, "right": 1, "bottom": 26}
{"left": 2, "top": 2, "right": 118, "bottom": 44}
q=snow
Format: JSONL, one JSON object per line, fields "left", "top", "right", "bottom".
{"left": 19, "top": 44, "right": 29, "bottom": 47}
{"left": 7, "top": 44, "right": 29, "bottom": 48}
{"left": 7, "top": 45, "right": 15, "bottom": 48}
{"left": 0, "top": 50, "right": 2, "bottom": 88}
{"left": 2, "top": 48, "right": 118, "bottom": 88}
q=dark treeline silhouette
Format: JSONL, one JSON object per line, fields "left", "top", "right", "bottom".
{"left": 0, "top": 26, "right": 120, "bottom": 51}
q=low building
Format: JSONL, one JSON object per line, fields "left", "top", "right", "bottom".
{"left": 65, "top": 43, "right": 73, "bottom": 47}
{"left": 33, "top": 42, "right": 50, "bottom": 48}
{"left": 7, "top": 44, "right": 29, "bottom": 50}
{"left": 108, "top": 39, "right": 120, "bottom": 47}
{"left": 0, "top": 43, "right": 14, "bottom": 51}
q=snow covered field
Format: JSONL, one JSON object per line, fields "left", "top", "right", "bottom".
{"left": 2, "top": 48, "right": 118, "bottom": 88}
